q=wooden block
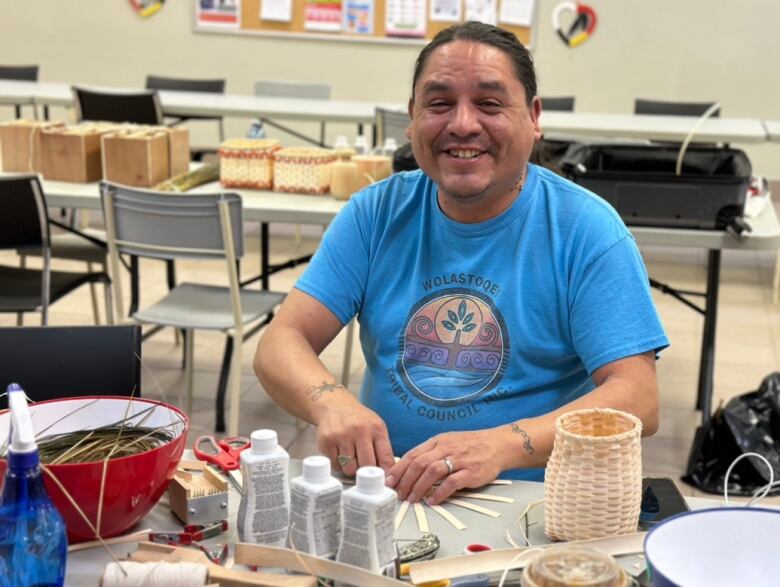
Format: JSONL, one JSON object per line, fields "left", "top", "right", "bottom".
{"left": 102, "top": 130, "right": 170, "bottom": 187}
{"left": 0, "top": 120, "right": 64, "bottom": 172}
{"left": 40, "top": 125, "right": 116, "bottom": 182}
{"left": 166, "top": 127, "right": 190, "bottom": 177}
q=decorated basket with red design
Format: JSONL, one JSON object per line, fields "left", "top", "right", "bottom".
{"left": 218, "top": 138, "right": 281, "bottom": 190}
{"left": 273, "top": 147, "right": 337, "bottom": 194}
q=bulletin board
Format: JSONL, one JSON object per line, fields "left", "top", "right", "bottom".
{"left": 196, "top": 0, "right": 533, "bottom": 47}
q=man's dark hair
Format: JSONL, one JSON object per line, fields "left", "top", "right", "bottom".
{"left": 411, "top": 21, "right": 537, "bottom": 106}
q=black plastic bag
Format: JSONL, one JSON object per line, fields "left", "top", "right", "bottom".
{"left": 683, "top": 372, "right": 780, "bottom": 495}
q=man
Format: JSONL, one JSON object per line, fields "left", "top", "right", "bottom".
{"left": 255, "top": 22, "right": 668, "bottom": 506}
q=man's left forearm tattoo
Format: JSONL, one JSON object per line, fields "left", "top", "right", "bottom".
{"left": 304, "top": 381, "right": 346, "bottom": 401}
{"left": 510, "top": 423, "right": 535, "bottom": 455}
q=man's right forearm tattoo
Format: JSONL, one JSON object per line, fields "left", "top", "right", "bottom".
{"left": 510, "top": 423, "right": 535, "bottom": 455}
{"left": 305, "top": 381, "right": 346, "bottom": 401}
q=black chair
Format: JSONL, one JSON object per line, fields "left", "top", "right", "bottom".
{"left": 541, "top": 96, "right": 575, "bottom": 112}
{"left": 634, "top": 99, "right": 720, "bottom": 118}
{"left": 0, "top": 325, "right": 141, "bottom": 409}
{"left": 0, "top": 175, "right": 113, "bottom": 325}
{"left": 72, "top": 85, "right": 178, "bottom": 319}
{"left": 72, "top": 86, "right": 163, "bottom": 124}
{"left": 146, "top": 75, "right": 226, "bottom": 160}
{"left": 0, "top": 65, "right": 38, "bottom": 118}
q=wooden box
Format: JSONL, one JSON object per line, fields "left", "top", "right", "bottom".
{"left": 40, "top": 123, "right": 117, "bottom": 183}
{"left": 166, "top": 126, "right": 190, "bottom": 177}
{"left": 101, "top": 126, "right": 190, "bottom": 187}
{"left": 0, "top": 120, "right": 65, "bottom": 173}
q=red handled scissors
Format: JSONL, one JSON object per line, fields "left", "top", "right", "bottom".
{"left": 193, "top": 435, "right": 250, "bottom": 472}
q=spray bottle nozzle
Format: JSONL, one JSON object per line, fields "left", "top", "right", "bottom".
{"left": 7, "top": 383, "right": 36, "bottom": 454}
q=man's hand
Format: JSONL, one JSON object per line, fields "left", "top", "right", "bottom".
{"left": 312, "top": 387, "right": 396, "bottom": 477}
{"left": 385, "top": 429, "right": 507, "bottom": 506}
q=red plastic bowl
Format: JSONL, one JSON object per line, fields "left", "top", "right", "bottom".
{"left": 0, "top": 396, "right": 188, "bottom": 543}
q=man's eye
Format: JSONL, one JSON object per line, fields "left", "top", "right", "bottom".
{"left": 480, "top": 101, "right": 502, "bottom": 110}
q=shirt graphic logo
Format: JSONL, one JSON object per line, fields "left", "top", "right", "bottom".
{"left": 398, "top": 288, "right": 508, "bottom": 407}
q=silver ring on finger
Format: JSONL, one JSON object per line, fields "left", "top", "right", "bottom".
{"left": 443, "top": 457, "right": 454, "bottom": 476}
{"left": 338, "top": 454, "right": 355, "bottom": 467}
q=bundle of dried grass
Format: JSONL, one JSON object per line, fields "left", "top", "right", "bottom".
{"left": 37, "top": 425, "right": 174, "bottom": 465}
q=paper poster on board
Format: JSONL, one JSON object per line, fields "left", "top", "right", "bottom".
{"left": 499, "top": 0, "right": 535, "bottom": 26}
{"left": 261, "top": 0, "right": 293, "bottom": 22}
{"left": 429, "top": 0, "right": 460, "bottom": 22}
{"left": 305, "top": 0, "right": 344, "bottom": 31}
{"left": 465, "top": 0, "right": 497, "bottom": 25}
{"left": 386, "top": 0, "right": 426, "bottom": 37}
{"left": 196, "top": 0, "right": 240, "bottom": 28}
{"left": 343, "top": 0, "right": 374, "bottom": 34}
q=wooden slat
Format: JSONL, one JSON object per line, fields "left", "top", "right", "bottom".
{"left": 429, "top": 505, "right": 466, "bottom": 530}
{"left": 445, "top": 498, "right": 501, "bottom": 518}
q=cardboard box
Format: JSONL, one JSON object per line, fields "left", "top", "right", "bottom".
{"left": 40, "top": 123, "right": 118, "bottom": 183}
{"left": 101, "top": 126, "right": 190, "bottom": 187}
{"left": 0, "top": 120, "right": 65, "bottom": 173}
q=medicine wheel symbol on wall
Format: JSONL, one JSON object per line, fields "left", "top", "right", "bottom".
{"left": 398, "top": 289, "right": 509, "bottom": 407}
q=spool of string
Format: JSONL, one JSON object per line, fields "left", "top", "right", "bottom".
{"left": 100, "top": 561, "right": 208, "bottom": 587}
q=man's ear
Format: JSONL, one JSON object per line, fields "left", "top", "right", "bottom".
{"left": 406, "top": 97, "right": 414, "bottom": 140}
{"left": 530, "top": 96, "right": 542, "bottom": 141}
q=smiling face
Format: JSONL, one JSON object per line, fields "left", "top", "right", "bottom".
{"left": 407, "top": 40, "right": 541, "bottom": 223}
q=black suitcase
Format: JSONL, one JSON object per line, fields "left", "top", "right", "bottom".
{"left": 561, "top": 143, "right": 752, "bottom": 230}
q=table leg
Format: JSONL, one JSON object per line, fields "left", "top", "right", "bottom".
{"left": 261, "top": 222, "right": 270, "bottom": 291}
{"left": 696, "top": 249, "right": 720, "bottom": 422}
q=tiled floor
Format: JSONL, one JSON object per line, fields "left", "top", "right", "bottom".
{"left": 2, "top": 204, "right": 779, "bottom": 504}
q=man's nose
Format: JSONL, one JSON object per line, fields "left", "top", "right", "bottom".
{"left": 447, "top": 101, "right": 481, "bottom": 137}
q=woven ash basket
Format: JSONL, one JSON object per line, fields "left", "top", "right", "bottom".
{"left": 544, "top": 408, "right": 643, "bottom": 542}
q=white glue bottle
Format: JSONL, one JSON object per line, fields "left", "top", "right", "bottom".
{"left": 336, "top": 466, "right": 398, "bottom": 582}
{"left": 237, "top": 429, "right": 290, "bottom": 547}
{"left": 287, "top": 455, "right": 342, "bottom": 558}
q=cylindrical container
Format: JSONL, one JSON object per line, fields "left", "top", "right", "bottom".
{"left": 336, "top": 466, "right": 398, "bottom": 585}
{"left": 544, "top": 408, "right": 642, "bottom": 541}
{"left": 237, "top": 429, "right": 290, "bottom": 547}
{"left": 331, "top": 158, "right": 360, "bottom": 200}
{"left": 521, "top": 546, "right": 628, "bottom": 587}
{"left": 353, "top": 135, "right": 368, "bottom": 155}
{"left": 287, "top": 455, "right": 343, "bottom": 558}
{"left": 353, "top": 155, "right": 392, "bottom": 190}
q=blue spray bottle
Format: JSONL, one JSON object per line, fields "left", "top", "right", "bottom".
{"left": 0, "top": 383, "right": 67, "bottom": 587}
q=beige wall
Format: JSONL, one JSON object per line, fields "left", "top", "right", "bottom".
{"left": 2, "top": 0, "right": 779, "bottom": 176}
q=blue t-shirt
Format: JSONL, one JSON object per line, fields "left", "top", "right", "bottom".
{"left": 296, "top": 164, "right": 669, "bottom": 480}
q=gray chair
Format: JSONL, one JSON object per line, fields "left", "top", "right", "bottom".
{"left": 101, "top": 182, "right": 286, "bottom": 435}
{"left": 0, "top": 65, "right": 38, "bottom": 118}
{"left": 72, "top": 86, "right": 164, "bottom": 125}
{"left": 634, "top": 99, "right": 720, "bottom": 118}
{"left": 374, "top": 107, "right": 409, "bottom": 147}
{"left": 254, "top": 80, "right": 332, "bottom": 146}
{"left": 0, "top": 175, "right": 113, "bottom": 325}
{"left": 146, "top": 75, "right": 226, "bottom": 160}
{"left": 541, "top": 96, "right": 575, "bottom": 112}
